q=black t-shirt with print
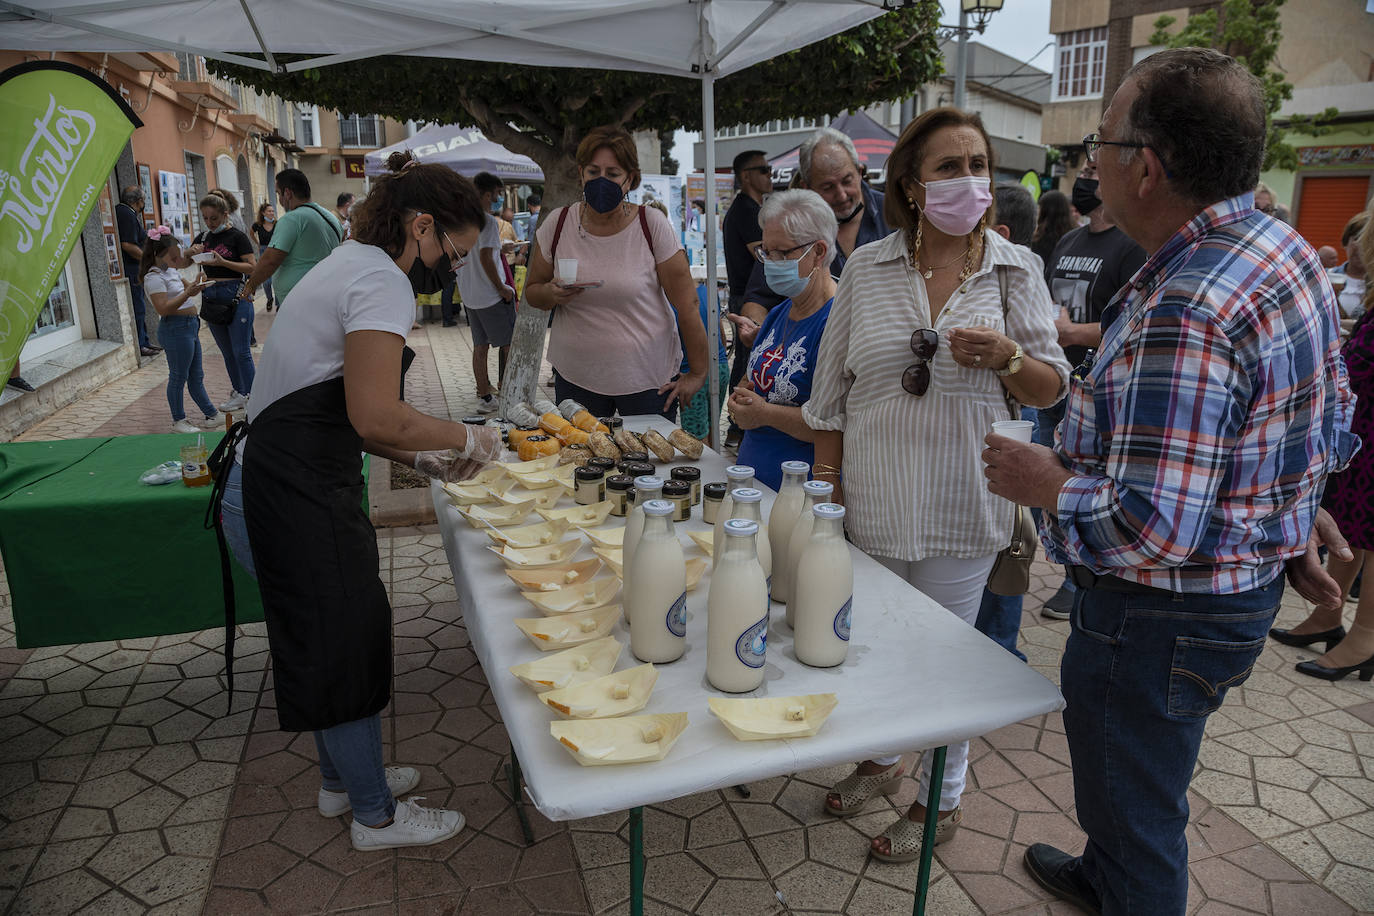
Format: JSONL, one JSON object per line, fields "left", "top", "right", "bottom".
{"left": 193, "top": 226, "right": 255, "bottom": 281}
{"left": 1044, "top": 224, "right": 1147, "bottom": 367}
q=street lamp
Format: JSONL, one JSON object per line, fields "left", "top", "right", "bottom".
{"left": 930, "top": 0, "right": 1008, "bottom": 110}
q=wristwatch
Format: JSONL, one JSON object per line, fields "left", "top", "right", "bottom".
{"left": 995, "top": 342, "right": 1024, "bottom": 377}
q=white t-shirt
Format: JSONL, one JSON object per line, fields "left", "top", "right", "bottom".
{"left": 455, "top": 214, "right": 505, "bottom": 311}
{"left": 1337, "top": 275, "right": 1366, "bottom": 320}
{"left": 141, "top": 265, "right": 196, "bottom": 312}
{"left": 247, "top": 241, "right": 413, "bottom": 422}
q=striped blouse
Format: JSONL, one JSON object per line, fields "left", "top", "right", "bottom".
{"left": 803, "top": 229, "right": 1071, "bottom": 562}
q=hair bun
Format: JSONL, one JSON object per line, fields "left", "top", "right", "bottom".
{"left": 386, "top": 150, "right": 416, "bottom": 173}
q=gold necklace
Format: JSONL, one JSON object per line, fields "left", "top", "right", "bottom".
{"left": 908, "top": 222, "right": 976, "bottom": 280}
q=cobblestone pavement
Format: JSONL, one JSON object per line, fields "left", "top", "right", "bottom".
{"left": 1, "top": 307, "right": 1372, "bottom": 914}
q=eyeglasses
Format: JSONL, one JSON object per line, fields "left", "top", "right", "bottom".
{"left": 442, "top": 231, "right": 468, "bottom": 271}
{"left": 902, "top": 328, "right": 940, "bottom": 397}
{"left": 1082, "top": 133, "right": 1149, "bottom": 163}
{"left": 741, "top": 165, "right": 771, "bottom": 176}
{"left": 754, "top": 240, "right": 817, "bottom": 264}
{"left": 1256, "top": 204, "right": 1276, "bottom": 215}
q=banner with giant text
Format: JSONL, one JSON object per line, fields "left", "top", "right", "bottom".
{"left": 0, "top": 62, "right": 141, "bottom": 379}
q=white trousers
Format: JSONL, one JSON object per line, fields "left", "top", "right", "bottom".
{"left": 870, "top": 552, "right": 998, "bottom": 812}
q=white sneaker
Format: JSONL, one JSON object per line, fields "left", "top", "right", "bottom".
{"left": 171, "top": 419, "right": 201, "bottom": 434}
{"left": 219, "top": 392, "right": 247, "bottom": 411}
{"left": 199, "top": 412, "right": 224, "bottom": 429}
{"left": 477, "top": 394, "right": 497, "bottom": 414}
{"left": 350, "top": 797, "right": 464, "bottom": 851}
{"left": 318, "top": 766, "right": 421, "bottom": 817}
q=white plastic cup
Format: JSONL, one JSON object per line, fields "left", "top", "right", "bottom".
{"left": 556, "top": 258, "right": 578, "bottom": 284}
{"left": 992, "top": 419, "right": 1034, "bottom": 444}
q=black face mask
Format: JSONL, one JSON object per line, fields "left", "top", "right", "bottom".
{"left": 837, "top": 201, "right": 864, "bottom": 224}
{"left": 1072, "top": 177, "right": 1101, "bottom": 216}
{"left": 408, "top": 253, "right": 452, "bottom": 295}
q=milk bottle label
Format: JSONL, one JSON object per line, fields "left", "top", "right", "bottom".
{"left": 735, "top": 613, "right": 768, "bottom": 668}
{"left": 833, "top": 597, "right": 852, "bottom": 641}
{"left": 666, "top": 592, "right": 687, "bottom": 637}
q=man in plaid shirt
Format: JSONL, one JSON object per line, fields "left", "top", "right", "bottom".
{"left": 984, "top": 48, "right": 1357, "bottom": 915}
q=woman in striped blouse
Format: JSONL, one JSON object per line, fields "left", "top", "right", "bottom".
{"left": 802, "top": 108, "right": 1071, "bottom": 863}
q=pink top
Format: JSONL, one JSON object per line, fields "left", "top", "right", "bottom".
{"left": 536, "top": 203, "right": 684, "bottom": 395}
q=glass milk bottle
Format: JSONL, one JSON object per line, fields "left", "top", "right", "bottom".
{"left": 626, "top": 499, "right": 687, "bottom": 663}
{"left": 792, "top": 504, "right": 852, "bottom": 667}
{"left": 766, "top": 461, "right": 810, "bottom": 604}
{"left": 714, "top": 488, "right": 771, "bottom": 589}
{"left": 623, "top": 475, "right": 663, "bottom": 580}
{"left": 707, "top": 519, "right": 769, "bottom": 692}
{"left": 784, "top": 480, "right": 834, "bottom": 628}
{"left": 712, "top": 465, "right": 756, "bottom": 552}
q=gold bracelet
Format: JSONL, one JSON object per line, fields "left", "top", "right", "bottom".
{"left": 813, "top": 463, "right": 843, "bottom": 474}
{"left": 813, "top": 469, "right": 842, "bottom": 478}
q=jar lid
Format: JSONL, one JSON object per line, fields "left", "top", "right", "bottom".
{"left": 802, "top": 479, "right": 834, "bottom": 496}
{"left": 599, "top": 415, "right": 623, "bottom": 429}
{"left": 621, "top": 450, "right": 650, "bottom": 462}
{"left": 731, "top": 487, "right": 763, "bottom": 503}
{"left": 619, "top": 461, "right": 655, "bottom": 477}
{"left": 633, "top": 475, "right": 664, "bottom": 490}
{"left": 704, "top": 482, "right": 728, "bottom": 498}
{"left": 641, "top": 498, "right": 674, "bottom": 516}
{"left": 662, "top": 481, "right": 690, "bottom": 496}
{"left": 575, "top": 466, "right": 604, "bottom": 481}
{"left": 588, "top": 457, "right": 617, "bottom": 470}
{"left": 813, "top": 503, "right": 846, "bottom": 519}
{"left": 606, "top": 474, "right": 636, "bottom": 491}
{"left": 781, "top": 460, "right": 810, "bottom": 473}
{"left": 670, "top": 466, "right": 701, "bottom": 480}
{"left": 723, "top": 518, "right": 759, "bottom": 537}
{"left": 461, "top": 416, "right": 489, "bottom": 425}
{"left": 725, "top": 464, "right": 755, "bottom": 480}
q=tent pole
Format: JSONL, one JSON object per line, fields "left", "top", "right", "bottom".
{"left": 702, "top": 70, "right": 722, "bottom": 452}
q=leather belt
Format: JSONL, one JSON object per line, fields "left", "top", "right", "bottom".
{"left": 1067, "top": 565, "right": 1177, "bottom": 597}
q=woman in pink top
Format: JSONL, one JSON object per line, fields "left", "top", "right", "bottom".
{"left": 526, "top": 125, "right": 707, "bottom": 419}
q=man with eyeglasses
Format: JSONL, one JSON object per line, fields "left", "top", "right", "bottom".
{"left": 983, "top": 47, "right": 1355, "bottom": 915}
{"left": 722, "top": 150, "right": 773, "bottom": 447}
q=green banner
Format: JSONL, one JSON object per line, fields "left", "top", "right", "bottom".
{"left": 0, "top": 61, "right": 141, "bottom": 380}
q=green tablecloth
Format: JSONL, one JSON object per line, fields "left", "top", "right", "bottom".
{"left": 0, "top": 434, "right": 368, "bottom": 648}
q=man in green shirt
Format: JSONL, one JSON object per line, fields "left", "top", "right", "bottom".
{"left": 239, "top": 169, "right": 342, "bottom": 308}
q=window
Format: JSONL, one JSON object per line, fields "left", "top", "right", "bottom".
{"left": 339, "top": 114, "right": 383, "bottom": 148}
{"left": 297, "top": 105, "right": 320, "bottom": 147}
{"left": 1053, "top": 27, "right": 1107, "bottom": 101}
{"left": 175, "top": 52, "right": 201, "bottom": 81}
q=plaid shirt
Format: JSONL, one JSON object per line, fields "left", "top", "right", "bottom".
{"left": 1043, "top": 193, "right": 1358, "bottom": 594}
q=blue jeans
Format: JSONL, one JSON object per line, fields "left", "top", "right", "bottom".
{"left": 973, "top": 405, "right": 1049, "bottom": 660}
{"left": 221, "top": 461, "right": 396, "bottom": 826}
{"left": 1064, "top": 578, "right": 1281, "bottom": 914}
{"left": 130, "top": 279, "right": 151, "bottom": 350}
{"left": 156, "top": 315, "right": 216, "bottom": 422}
{"left": 206, "top": 291, "right": 255, "bottom": 395}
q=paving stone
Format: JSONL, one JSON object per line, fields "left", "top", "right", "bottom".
{"left": 9, "top": 867, "right": 108, "bottom": 914}
{"left": 125, "top": 854, "right": 214, "bottom": 907}
{"left": 773, "top": 859, "right": 856, "bottom": 911}
{"left": 87, "top": 828, "right": 166, "bottom": 884}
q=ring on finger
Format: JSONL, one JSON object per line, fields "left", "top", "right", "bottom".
{"left": 973, "top": 354, "right": 982, "bottom": 365}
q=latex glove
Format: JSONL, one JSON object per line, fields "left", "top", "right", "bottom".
{"left": 414, "top": 449, "right": 485, "bottom": 483}
{"left": 458, "top": 422, "right": 504, "bottom": 463}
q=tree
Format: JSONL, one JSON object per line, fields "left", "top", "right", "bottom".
{"left": 211, "top": 3, "right": 943, "bottom": 205}
{"left": 658, "top": 128, "right": 680, "bottom": 178}
{"left": 1150, "top": 0, "right": 1337, "bottom": 171}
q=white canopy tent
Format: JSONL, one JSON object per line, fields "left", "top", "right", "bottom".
{"left": 0, "top": 0, "right": 892, "bottom": 443}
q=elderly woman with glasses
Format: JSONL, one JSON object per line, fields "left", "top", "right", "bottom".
{"left": 803, "top": 108, "right": 1069, "bottom": 864}
{"left": 726, "top": 190, "right": 838, "bottom": 491}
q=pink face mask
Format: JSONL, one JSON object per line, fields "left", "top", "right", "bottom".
{"left": 917, "top": 176, "right": 993, "bottom": 236}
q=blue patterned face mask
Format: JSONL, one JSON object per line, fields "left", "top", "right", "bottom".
{"left": 583, "top": 176, "right": 625, "bottom": 214}
{"left": 762, "top": 242, "right": 817, "bottom": 299}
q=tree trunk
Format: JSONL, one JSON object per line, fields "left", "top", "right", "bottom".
{"left": 500, "top": 155, "right": 582, "bottom": 416}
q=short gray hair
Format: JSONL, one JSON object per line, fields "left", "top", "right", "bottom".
{"left": 799, "top": 127, "right": 860, "bottom": 184}
{"left": 120, "top": 185, "right": 143, "bottom": 206}
{"left": 759, "top": 190, "right": 839, "bottom": 266}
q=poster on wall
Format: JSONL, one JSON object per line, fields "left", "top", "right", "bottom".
{"left": 0, "top": 61, "right": 141, "bottom": 380}
{"left": 137, "top": 163, "right": 155, "bottom": 218}
{"left": 98, "top": 182, "right": 122, "bottom": 280}
{"left": 627, "top": 174, "right": 683, "bottom": 235}
{"left": 684, "top": 173, "right": 735, "bottom": 272}
{"left": 157, "top": 169, "right": 191, "bottom": 247}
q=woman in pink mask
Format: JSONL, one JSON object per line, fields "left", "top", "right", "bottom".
{"left": 803, "top": 108, "right": 1070, "bottom": 863}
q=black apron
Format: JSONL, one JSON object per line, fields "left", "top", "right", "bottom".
{"left": 240, "top": 377, "right": 391, "bottom": 732}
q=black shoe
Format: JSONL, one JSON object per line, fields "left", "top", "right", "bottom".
{"left": 1023, "top": 844, "right": 1101, "bottom": 914}
{"left": 6, "top": 375, "right": 35, "bottom": 392}
{"left": 1269, "top": 625, "right": 1346, "bottom": 652}
{"left": 1295, "top": 652, "right": 1374, "bottom": 682}
{"left": 724, "top": 429, "right": 742, "bottom": 449}
{"left": 442, "top": 320, "right": 457, "bottom": 327}
{"left": 1041, "top": 583, "right": 1074, "bottom": 620}
{"left": 140, "top": 346, "right": 158, "bottom": 357}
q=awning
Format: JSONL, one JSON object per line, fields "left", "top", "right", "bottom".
{"left": 768, "top": 108, "right": 898, "bottom": 184}
{"left": 365, "top": 123, "right": 543, "bottom": 181}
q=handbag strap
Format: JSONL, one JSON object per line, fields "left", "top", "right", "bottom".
{"left": 996, "top": 264, "right": 1019, "bottom": 422}
{"left": 549, "top": 206, "right": 571, "bottom": 262}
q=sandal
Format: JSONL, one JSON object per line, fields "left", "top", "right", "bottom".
{"left": 825, "top": 760, "right": 904, "bottom": 816}
{"left": 870, "top": 806, "right": 963, "bottom": 864}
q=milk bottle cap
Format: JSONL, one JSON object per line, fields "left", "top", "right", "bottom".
{"left": 641, "top": 499, "right": 674, "bottom": 516}
{"left": 723, "top": 519, "right": 760, "bottom": 537}
{"left": 780, "top": 460, "right": 810, "bottom": 474}
{"left": 731, "top": 487, "right": 763, "bottom": 503}
{"left": 802, "top": 480, "right": 834, "bottom": 497}
{"left": 813, "top": 503, "right": 846, "bottom": 520}
{"left": 725, "top": 465, "right": 755, "bottom": 481}
{"left": 633, "top": 475, "right": 664, "bottom": 490}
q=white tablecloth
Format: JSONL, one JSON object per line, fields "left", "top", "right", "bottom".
{"left": 432, "top": 417, "right": 1064, "bottom": 822}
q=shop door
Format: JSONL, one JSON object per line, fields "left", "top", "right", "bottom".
{"left": 1295, "top": 175, "right": 1371, "bottom": 255}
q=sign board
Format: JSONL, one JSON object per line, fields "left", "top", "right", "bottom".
{"left": 345, "top": 156, "right": 366, "bottom": 179}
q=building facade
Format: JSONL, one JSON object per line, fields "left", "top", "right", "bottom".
{"left": 1040, "top": 0, "right": 1374, "bottom": 250}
